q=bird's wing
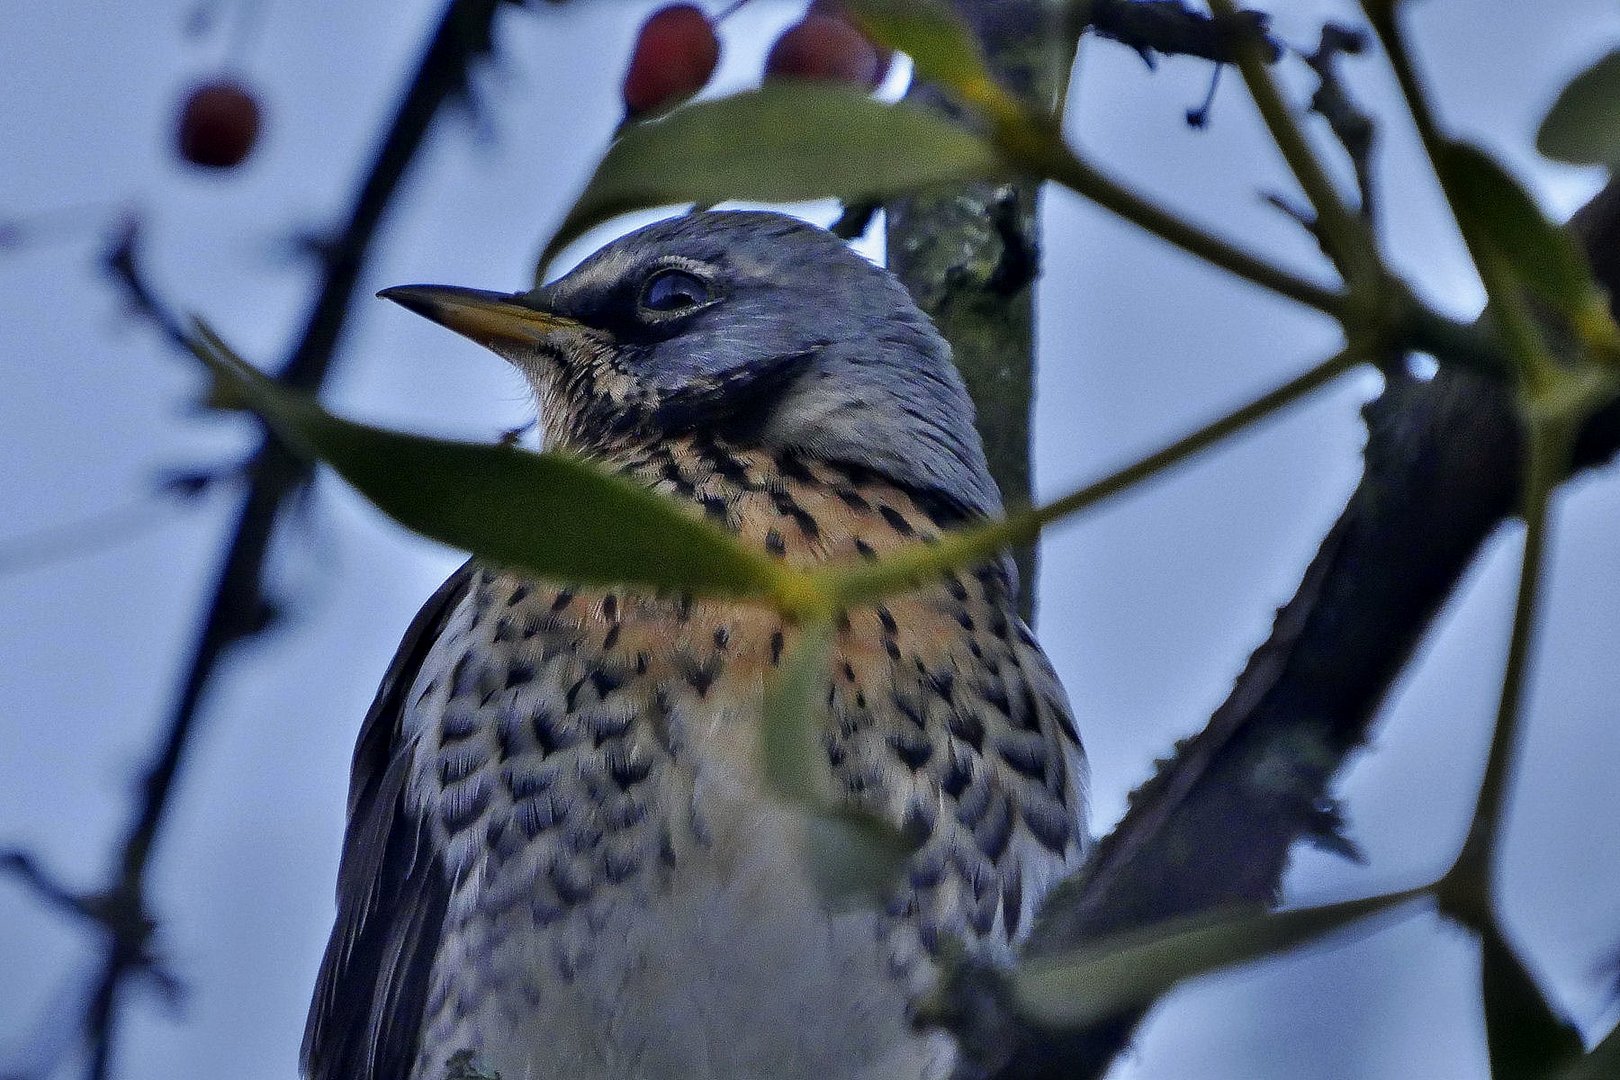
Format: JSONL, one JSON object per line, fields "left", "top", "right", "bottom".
{"left": 302, "top": 561, "right": 474, "bottom": 1080}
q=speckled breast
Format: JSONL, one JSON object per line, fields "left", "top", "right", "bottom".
{"left": 401, "top": 439, "right": 1086, "bottom": 1080}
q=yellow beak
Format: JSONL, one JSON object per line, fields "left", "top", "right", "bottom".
{"left": 378, "top": 284, "right": 584, "bottom": 351}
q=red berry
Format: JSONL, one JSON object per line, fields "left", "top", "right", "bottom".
{"left": 807, "top": 0, "right": 894, "bottom": 86}
{"left": 622, "top": 4, "right": 721, "bottom": 119}
{"left": 765, "top": 13, "right": 882, "bottom": 88}
{"left": 176, "top": 78, "right": 261, "bottom": 169}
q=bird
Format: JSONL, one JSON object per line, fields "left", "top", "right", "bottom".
{"left": 302, "top": 210, "right": 1088, "bottom": 1080}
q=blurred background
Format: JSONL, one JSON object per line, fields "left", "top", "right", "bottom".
{"left": 3, "top": 2, "right": 1619, "bottom": 1077}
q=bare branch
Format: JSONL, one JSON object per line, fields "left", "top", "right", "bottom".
{"left": 4, "top": 4, "right": 518, "bottom": 1076}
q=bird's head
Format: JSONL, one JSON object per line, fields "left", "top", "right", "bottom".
{"left": 382, "top": 210, "right": 1000, "bottom": 517}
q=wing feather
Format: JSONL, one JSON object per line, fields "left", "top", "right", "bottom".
{"left": 302, "top": 563, "right": 474, "bottom": 1080}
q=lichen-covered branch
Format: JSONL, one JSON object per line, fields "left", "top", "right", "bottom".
{"left": 886, "top": 0, "right": 1073, "bottom": 620}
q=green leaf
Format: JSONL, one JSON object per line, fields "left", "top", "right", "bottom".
{"left": 1538, "top": 51, "right": 1620, "bottom": 167}
{"left": 761, "top": 623, "right": 914, "bottom": 907}
{"left": 1439, "top": 141, "right": 1605, "bottom": 326}
{"left": 187, "top": 320, "right": 790, "bottom": 602}
{"left": 1012, "top": 887, "right": 1431, "bottom": 1029}
{"left": 802, "top": 806, "right": 914, "bottom": 910}
{"left": 843, "top": 0, "right": 991, "bottom": 92}
{"left": 538, "top": 84, "right": 1004, "bottom": 274}
{"left": 1483, "top": 927, "right": 1583, "bottom": 1079}
{"left": 761, "top": 622, "right": 835, "bottom": 804}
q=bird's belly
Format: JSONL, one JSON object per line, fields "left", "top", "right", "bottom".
{"left": 425, "top": 783, "right": 953, "bottom": 1080}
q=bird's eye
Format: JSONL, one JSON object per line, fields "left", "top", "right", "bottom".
{"left": 639, "top": 268, "right": 711, "bottom": 314}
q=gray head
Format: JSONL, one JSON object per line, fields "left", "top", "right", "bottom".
{"left": 381, "top": 210, "right": 1001, "bottom": 517}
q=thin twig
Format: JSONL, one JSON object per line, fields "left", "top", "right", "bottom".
{"left": 5, "top": 4, "right": 515, "bottom": 1077}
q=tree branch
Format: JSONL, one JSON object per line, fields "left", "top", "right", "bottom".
{"left": 2, "top": 5, "right": 514, "bottom": 1077}
{"left": 968, "top": 180, "right": 1620, "bottom": 1080}
{"left": 886, "top": 0, "right": 1073, "bottom": 621}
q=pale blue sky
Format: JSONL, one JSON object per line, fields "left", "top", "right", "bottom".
{"left": 3, "top": 2, "right": 1619, "bottom": 1078}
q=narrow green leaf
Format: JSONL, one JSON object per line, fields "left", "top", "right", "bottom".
{"left": 1439, "top": 141, "right": 1606, "bottom": 326}
{"left": 538, "top": 84, "right": 1004, "bottom": 275}
{"left": 1012, "top": 887, "right": 1431, "bottom": 1029}
{"left": 761, "top": 622, "right": 834, "bottom": 804}
{"left": 802, "top": 806, "right": 913, "bottom": 910}
{"left": 1482, "top": 926, "right": 1583, "bottom": 1079}
{"left": 1538, "top": 51, "right": 1620, "bottom": 167}
{"left": 762, "top": 623, "right": 914, "bottom": 907}
{"left": 187, "top": 320, "right": 789, "bottom": 602}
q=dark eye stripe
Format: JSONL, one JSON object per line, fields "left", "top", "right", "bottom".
{"left": 640, "top": 268, "right": 711, "bottom": 313}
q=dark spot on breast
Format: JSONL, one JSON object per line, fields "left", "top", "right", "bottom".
{"left": 883, "top": 639, "right": 902, "bottom": 661}
{"left": 1002, "top": 874, "right": 1025, "bottom": 937}
{"left": 888, "top": 731, "right": 934, "bottom": 770}
{"left": 841, "top": 661, "right": 856, "bottom": 682}
{"left": 941, "top": 751, "right": 973, "bottom": 797}
{"left": 685, "top": 656, "right": 720, "bottom": 696}
{"left": 532, "top": 708, "right": 574, "bottom": 755}
{"left": 709, "top": 453, "right": 758, "bottom": 488}
{"left": 506, "top": 584, "right": 530, "bottom": 606}
{"left": 948, "top": 710, "right": 986, "bottom": 751}
{"left": 601, "top": 594, "right": 618, "bottom": 622}
{"left": 504, "top": 762, "right": 548, "bottom": 800}
{"left": 608, "top": 748, "right": 652, "bottom": 790}
{"left": 956, "top": 610, "right": 977, "bottom": 632}
{"left": 876, "top": 606, "right": 898, "bottom": 636}
{"left": 713, "top": 626, "right": 730, "bottom": 650}
{"left": 854, "top": 538, "right": 877, "bottom": 560}
{"left": 926, "top": 670, "right": 955, "bottom": 702}
{"left": 769, "top": 629, "right": 785, "bottom": 666}
{"left": 702, "top": 495, "right": 729, "bottom": 521}
{"left": 891, "top": 689, "right": 924, "bottom": 728}
{"left": 450, "top": 654, "right": 477, "bottom": 699}
{"left": 438, "top": 746, "right": 488, "bottom": 786}
{"left": 878, "top": 505, "right": 914, "bottom": 536}
{"left": 551, "top": 590, "right": 575, "bottom": 613}
{"left": 603, "top": 623, "right": 622, "bottom": 651}
{"left": 440, "top": 776, "right": 491, "bottom": 833}
{"left": 998, "top": 736, "right": 1049, "bottom": 782}
{"left": 486, "top": 816, "right": 526, "bottom": 864}
{"left": 604, "top": 849, "right": 642, "bottom": 884}
{"left": 636, "top": 651, "right": 650, "bottom": 674}
{"left": 975, "top": 793, "right": 1014, "bottom": 860}
{"left": 590, "top": 668, "right": 624, "bottom": 700}
{"left": 764, "top": 529, "right": 787, "bottom": 557}
{"left": 776, "top": 452, "right": 816, "bottom": 484}
{"left": 505, "top": 663, "right": 534, "bottom": 690}
{"left": 945, "top": 575, "right": 969, "bottom": 602}
{"left": 440, "top": 707, "right": 477, "bottom": 744}
{"left": 1023, "top": 797, "right": 1075, "bottom": 854}
{"left": 661, "top": 459, "right": 696, "bottom": 498}
{"left": 833, "top": 485, "right": 871, "bottom": 513}
{"left": 585, "top": 709, "right": 632, "bottom": 745}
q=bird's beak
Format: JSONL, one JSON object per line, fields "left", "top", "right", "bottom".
{"left": 378, "top": 284, "right": 584, "bottom": 351}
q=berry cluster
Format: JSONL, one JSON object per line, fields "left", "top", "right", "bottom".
{"left": 623, "top": 1, "right": 893, "bottom": 120}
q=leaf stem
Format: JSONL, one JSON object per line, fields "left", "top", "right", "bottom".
{"left": 1440, "top": 414, "right": 1568, "bottom": 926}
{"left": 822, "top": 342, "right": 1368, "bottom": 606}
{"left": 1360, "top": 1, "right": 1558, "bottom": 387}
{"left": 1208, "top": 0, "right": 1380, "bottom": 292}
{"left": 1030, "top": 134, "right": 1349, "bottom": 318}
